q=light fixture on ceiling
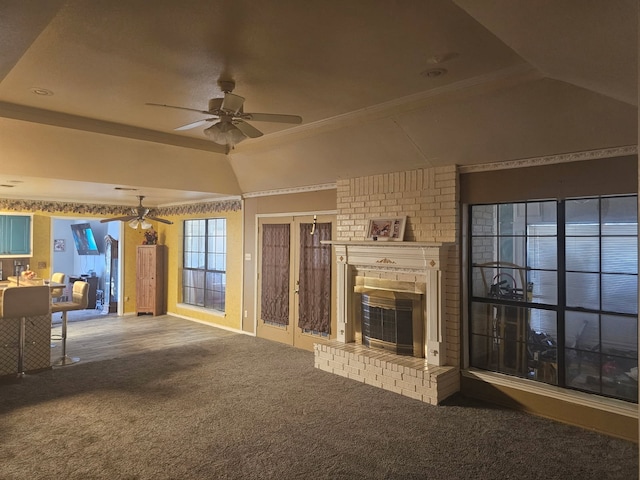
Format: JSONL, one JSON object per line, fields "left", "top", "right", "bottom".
{"left": 203, "top": 121, "right": 246, "bottom": 147}
{"left": 128, "top": 218, "right": 152, "bottom": 230}
{"left": 421, "top": 68, "right": 447, "bottom": 79}
{"left": 30, "top": 87, "right": 53, "bottom": 96}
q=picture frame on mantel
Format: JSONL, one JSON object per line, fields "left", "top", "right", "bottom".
{"left": 366, "top": 216, "right": 406, "bottom": 241}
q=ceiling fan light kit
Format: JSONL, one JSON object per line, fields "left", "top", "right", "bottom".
{"left": 129, "top": 219, "right": 153, "bottom": 230}
{"left": 101, "top": 195, "right": 173, "bottom": 228}
{"left": 204, "top": 121, "right": 246, "bottom": 146}
{"left": 148, "top": 79, "right": 302, "bottom": 147}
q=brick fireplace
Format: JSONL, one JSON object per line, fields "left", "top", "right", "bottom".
{"left": 314, "top": 241, "right": 459, "bottom": 405}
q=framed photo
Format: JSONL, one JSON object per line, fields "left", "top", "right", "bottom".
{"left": 366, "top": 217, "right": 406, "bottom": 241}
{"left": 53, "top": 239, "right": 66, "bottom": 252}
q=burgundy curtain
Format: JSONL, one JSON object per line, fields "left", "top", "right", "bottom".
{"left": 261, "top": 224, "right": 290, "bottom": 326}
{"left": 297, "top": 222, "right": 331, "bottom": 333}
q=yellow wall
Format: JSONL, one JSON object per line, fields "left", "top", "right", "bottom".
{"left": 31, "top": 214, "right": 51, "bottom": 279}
{"left": 1, "top": 203, "right": 243, "bottom": 332}
{"left": 158, "top": 208, "right": 243, "bottom": 330}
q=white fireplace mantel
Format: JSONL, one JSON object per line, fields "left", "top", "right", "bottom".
{"left": 323, "top": 240, "right": 449, "bottom": 365}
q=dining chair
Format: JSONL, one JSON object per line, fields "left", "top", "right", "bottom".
{"left": 51, "top": 280, "right": 89, "bottom": 366}
{"left": 50, "top": 272, "right": 67, "bottom": 302}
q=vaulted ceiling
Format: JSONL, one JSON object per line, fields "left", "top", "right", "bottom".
{"left": 0, "top": 1, "right": 637, "bottom": 207}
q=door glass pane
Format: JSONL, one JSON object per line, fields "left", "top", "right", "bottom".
{"left": 261, "top": 224, "right": 290, "bottom": 326}
{"left": 298, "top": 222, "right": 331, "bottom": 334}
{"left": 566, "top": 237, "right": 599, "bottom": 272}
{"left": 566, "top": 272, "right": 600, "bottom": 310}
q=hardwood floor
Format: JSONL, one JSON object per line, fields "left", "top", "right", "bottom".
{"left": 50, "top": 312, "right": 239, "bottom": 365}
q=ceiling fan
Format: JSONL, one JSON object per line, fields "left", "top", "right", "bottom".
{"left": 100, "top": 195, "right": 173, "bottom": 229}
{"left": 147, "top": 79, "right": 302, "bottom": 148}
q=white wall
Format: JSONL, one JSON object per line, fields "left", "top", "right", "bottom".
{"left": 51, "top": 218, "right": 119, "bottom": 292}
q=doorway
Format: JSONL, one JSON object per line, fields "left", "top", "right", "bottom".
{"left": 51, "top": 217, "right": 122, "bottom": 315}
{"left": 256, "top": 214, "right": 336, "bottom": 351}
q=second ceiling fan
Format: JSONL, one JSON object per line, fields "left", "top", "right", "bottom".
{"left": 100, "top": 195, "right": 173, "bottom": 229}
{"left": 147, "top": 80, "right": 302, "bottom": 148}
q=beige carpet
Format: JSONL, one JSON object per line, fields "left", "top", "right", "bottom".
{"left": 1, "top": 323, "right": 637, "bottom": 480}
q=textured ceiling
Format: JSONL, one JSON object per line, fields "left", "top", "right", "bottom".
{"left": 0, "top": 0, "right": 636, "bottom": 207}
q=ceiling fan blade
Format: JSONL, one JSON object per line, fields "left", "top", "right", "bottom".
{"left": 146, "top": 102, "right": 210, "bottom": 115}
{"left": 175, "top": 118, "right": 216, "bottom": 131}
{"left": 233, "top": 120, "right": 263, "bottom": 138}
{"left": 100, "top": 215, "right": 137, "bottom": 223}
{"left": 146, "top": 216, "right": 174, "bottom": 225}
{"left": 221, "top": 93, "right": 245, "bottom": 114}
{"left": 243, "top": 112, "right": 303, "bottom": 124}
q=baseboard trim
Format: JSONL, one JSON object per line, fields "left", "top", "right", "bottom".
{"left": 462, "top": 369, "right": 638, "bottom": 442}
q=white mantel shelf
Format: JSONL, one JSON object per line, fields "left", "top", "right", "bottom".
{"left": 321, "top": 241, "right": 445, "bottom": 247}
{"left": 322, "top": 240, "right": 450, "bottom": 272}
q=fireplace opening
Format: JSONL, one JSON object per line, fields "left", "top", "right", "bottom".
{"left": 361, "top": 293, "right": 414, "bottom": 356}
{"left": 354, "top": 280, "right": 425, "bottom": 358}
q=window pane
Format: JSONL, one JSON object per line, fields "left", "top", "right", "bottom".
{"left": 471, "top": 237, "right": 497, "bottom": 265}
{"left": 566, "top": 272, "right": 600, "bottom": 310}
{"left": 499, "top": 236, "right": 525, "bottom": 266}
{"left": 528, "top": 201, "right": 557, "bottom": 235}
{"left": 528, "top": 309, "right": 558, "bottom": 385}
{"left": 602, "top": 274, "right": 637, "bottom": 315}
{"left": 471, "top": 266, "right": 492, "bottom": 298}
{"left": 527, "top": 236, "right": 557, "bottom": 269}
{"left": 602, "top": 237, "right": 637, "bottom": 274}
{"left": 529, "top": 308, "right": 557, "bottom": 338}
{"left": 601, "top": 314, "right": 637, "bottom": 358}
{"left": 470, "top": 302, "right": 493, "bottom": 336}
{"left": 565, "top": 311, "right": 599, "bottom": 351}
{"left": 565, "top": 349, "right": 600, "bottom": 393}
{"left": 528, "top": 270, "right": 557, "bottom": 305}
{"left": 183, "top": 218, "right": 227, "bottom": 312}
{"left": 566, "top": 237, "right": 599, "bottom": 272}
{"left": 499, "top": 203, "right": 525, "bottom": 236}
{"left": 566, "top": 199, "right": 599, "bottom": 235}
{"left": 471, "top": 205, "right": 497, "bottom": 235}
{"left": 602, "top": 196, "right": 637, "bottom": 235}
{"left": 470, "top": 197, "right": 637, "bottom": 402}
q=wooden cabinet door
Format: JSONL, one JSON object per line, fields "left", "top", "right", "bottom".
{"left": 136, "top": 245, "right": 165, "bottom": 315}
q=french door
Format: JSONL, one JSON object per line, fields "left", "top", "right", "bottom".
{"left": 257, "top": 215, "right": 335, "bottom": 351}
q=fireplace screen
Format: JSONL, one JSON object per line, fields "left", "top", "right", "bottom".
{"left": 361, "top": 293, "right": 414, "bottom": 355}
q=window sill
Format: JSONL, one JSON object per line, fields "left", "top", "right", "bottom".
{"left": 176, "top": 303, "right": 225, "bottom": 318}
{"left": 462, "top": 368, "right": 638, "bottom": 419}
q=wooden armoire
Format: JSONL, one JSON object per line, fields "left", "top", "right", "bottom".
{"left": 136, "top": 244, "right": 166, "bottom": 316}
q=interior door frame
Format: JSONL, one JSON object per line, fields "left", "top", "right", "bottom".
{"left": 254, "top": 211, "right": 337, "bottom": 349}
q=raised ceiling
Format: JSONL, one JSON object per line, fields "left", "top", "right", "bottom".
{"left": 0, "top": 0, "right": 637, "bottom": 207}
